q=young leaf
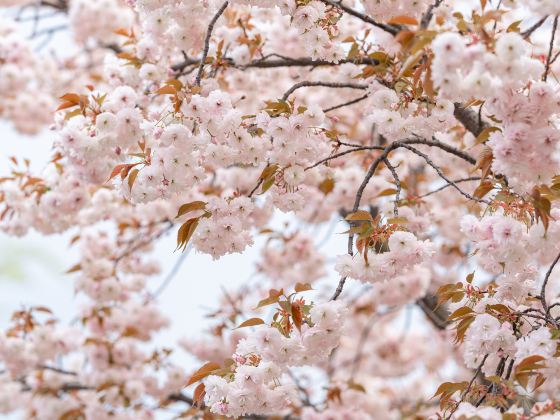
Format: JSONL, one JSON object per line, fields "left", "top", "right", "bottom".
{"left": 235, "top": 317, "right": 265, "bottom": 329}
{"left": 186, "top": 362, "right": 221, "bottom": 386}
{"left": 176, "top": 201, "right": 207, "bottom": 218}
{"left": 294, "top": 282, "right": 313, "bottom": 293}
{"left": 193, "top": 383, "right": 206, "bottom": 407}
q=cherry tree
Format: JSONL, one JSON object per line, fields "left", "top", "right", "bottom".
{"left": 2, "top": 0, "right": 560, "bottom": 418}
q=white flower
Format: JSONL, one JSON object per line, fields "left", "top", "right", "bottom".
{"left": 495, "top": 32, "right": 527, "bottom": 61}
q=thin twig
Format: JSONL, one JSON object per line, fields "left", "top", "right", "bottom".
{"left": 320, "top": 0, "right": 399, "bottom": 35}
{"left": 305, "top": 146, "right": 384, "bottom": 171}
{"left": 281, "top": 81, "right": 368, "bottom": 102}
{"left": 383, "top": 158, "right": 401, "bottom": 216}
{"left": 417, "top": 177, "right": 481, "bottom": 198}
{"left": 195, "top": 1, "right": 229, "bottom": 86}
{"left": 445, "top": 354, "right": 488, "bottom": 419}
{"left": 543, "top": 16, "right": 559, "bottom": 82}
{"left": 323, "top": 93, "right": 370, "bottom": 113}
{"left": 399, "top": 144, "right": 488, "bottom": 204}
{"left": 330, "top": 136, "right": 479, "bottom": 300}
{"left": 522, "top": 16, "right": 549, "bottom": 39}
{"left": 540, "top": 249, "right": 560, "bottom": 316}
{"left": 151, "top": 244, "right": 193, "bottom": 299}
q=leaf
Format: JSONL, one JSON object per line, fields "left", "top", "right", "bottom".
{"left": 107, "top": 163, "right": 139, "bottom": 182}
{"left": 176, "top": 201, "right": 207, "bottom": 218}
{"left": 187, "top": 362, "right": 221, "bottom": 386}
{"left": 532, "top": 188, "right": 552, "bottom": 233}
{"left": 474, "top": 146, "right": 494, "bottom": 179}
{"left": 431, "top": 381, "right": 468, "bottom": 409}
{"left": 387, "top": 216, "right": 409, "bottom": 225}
{"left": 473, "top": 179, "right": 494, "bottom": 199}
{"left": 60, "top": 93, "right": 81, "bottom": 104}
{"left": 455, "top": 315, "right": 475, "bottom": 343}
{"left": 193, "top": 383, "right": 206, "bottom": 407}
{"left": 377, "top": 188, "right": 398, "bottom": 197}
{"left": 166, "top": 79, "right": 184, "bottom": 91}
{"left": 345, "top": 210, "right": 373, "bottom": 222}
{"left": 128, "top": 168, "right": 139, "bottom": 191}
{"left": 507, "top": 20, "right": 522, "bottom": 33}
{"left": 294, "top": 282, "right": 313, "bottom": 293}
{"left": 235, "top": 318, "right": 265, "bottom": 329}
{"left": 292, "top": 303, "right": 303, "bottom": 332}
{"left": 318, "top": 178, "right": 335, "bottom": 195}
{"left": 255, "top": 289, "right": 284, "bottom": 309}
{"left": 515, "top": 355, "right": 547, "bottom": 391}
{"left": 259, "top": 164, "right": 279, "bottom": 181}
{"left": 65, "top": 263, "right": 82, "bottom": 274}
{"left": 447, "top": 306, "right": 474, "bottom": 321}
{"left": 32, "top": 306, "right": 53, "bottom": 314}
{"left": 388, "top": 15, "right": 418, "bottom": 25}
{"left": 515, "top": 355, "right": 546, "bottom": 373}
{"left": 347, "top": 380, "right": 366, "bottom": 393}
{"left": 486, "top": 304, "right": 511, "bottom": 317}
{"left": 176, "top": 218, "right": 200, "bottom": 251}
{"left": 156, "top": 85, "right": 177, "bottom": 95}
{"left": 56, "top": 102, "right": 78, "bottom": 112}
{"left": 473, "top": 126, "right": 501, "bottom": 146}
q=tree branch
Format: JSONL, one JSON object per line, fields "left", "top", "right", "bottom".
{"left": 540, "top": 249, "right": 560, "bottom": 317}
{"left": 281, "top": 81, "right": 368, "bottom": 101}
{"left": 543, "top": 15, "right": 559, "bottom": 82}
{"left": 382, "top": 157, "right": 401, "bottom": 216}
{"left": 323, "top": 93, "right": 370, "bottom": 113}
{"left": 320, "top": 0, "right": 400, "bottom": 35}
{"left": 522, "top": 16, "right": 549, "bottom": 39}
{"left": 195, "top": 1, "right": 229, "bottom": 86}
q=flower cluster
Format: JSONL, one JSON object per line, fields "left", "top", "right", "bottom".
{"left": 368, "top": 87, "right": 457, "bottom": 139}
{"left": 363, "top": 0, "right": 430, "bottom": 21}
{"left": 69, "top": 0, "right": 134, "bottom": 45}
{"left": 487, "top": 83, "right": 560, "bottom": 191}
{"left": 204, "top": 301, "right": 346, "bottom": 417}
{"left": 460, "top": 211, "right": 560, "bottom": 276}
{"left": 335, "top": 231, "right": 434, "bottom": 284}
{"left": 0, "top": 19, "right": 55, "bottom": 134}
{"left": 431, "top": 32, "right": 543, "bottom": 102}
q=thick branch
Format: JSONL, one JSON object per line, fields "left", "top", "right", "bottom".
{"left": 420, "top": 0, "right": 444, "bottom": 29}
{"left": 417, "top": 296, "right": 448, "bottom": 330}
{"left": 172, "top": 55, "right": 380, "bottom": 73}
{"left": 453, "top": 103, "right": 488, "bottom": 137}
